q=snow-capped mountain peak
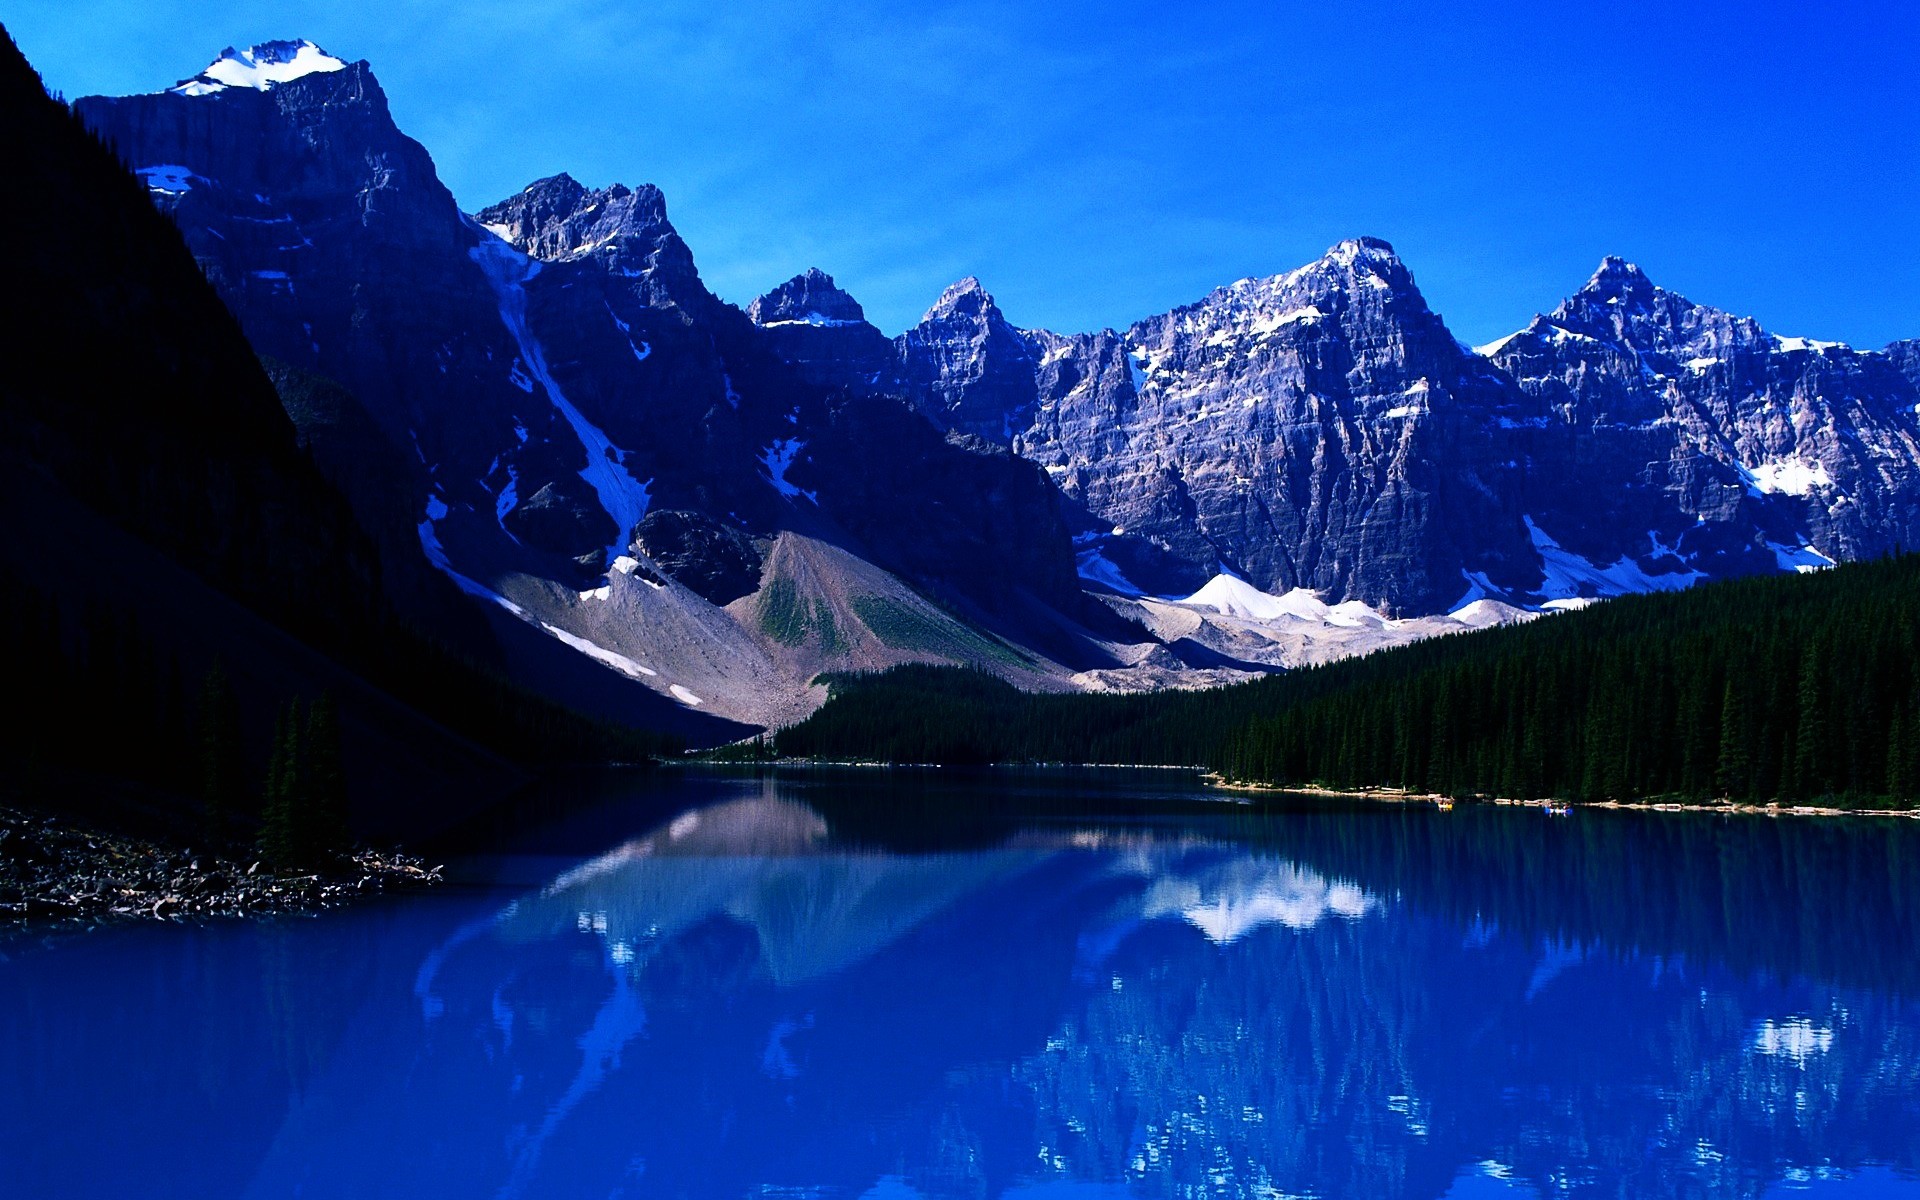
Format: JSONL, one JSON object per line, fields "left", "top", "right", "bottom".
{"left": 169, "top": 40, "right": 347, "bottom": 97}
{"left": 1325, "top": 235, "right": 1402, "bottom": 269}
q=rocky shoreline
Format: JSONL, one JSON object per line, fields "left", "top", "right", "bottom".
{"left": 0, "top": 803, "right": 442, "bottom": 934}
{"left": 1202, "top": 775, "right": 1920, "bottom": 819}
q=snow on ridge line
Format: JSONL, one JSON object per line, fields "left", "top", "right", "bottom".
{"left": 467, "top": 221, "right": 653, "bottom": 570}
{"left": 1474, "top": 330, "right": 1522, "bottom": 357}
{"left": 171, "top": 40, "right": 347, "bottom": 96}
{"left": 1772, "top": 334, "right": 1846, "bottom": 354}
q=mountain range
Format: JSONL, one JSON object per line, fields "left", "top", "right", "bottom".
{"left": 67, "top": 38, "right": 1920, "bottom": 730}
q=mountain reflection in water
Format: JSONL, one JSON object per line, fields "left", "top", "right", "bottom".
{"left": 2, "top": 771, "right": 1917, "bottom": 1200}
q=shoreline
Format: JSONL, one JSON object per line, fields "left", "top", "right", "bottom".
{"left": 684, "top": 758, "right": 1919, "bottom": 820}
{"left": 0, "top": 803, "right": 443, "bottom": 936}
{"left": 1201, "top": 774, "right": 1920, "bottom": 819}
{"left": 682, "top": 757, "right": 1920, "bottom": 819}
{"left": 680, "top": 757, "right": 1203, "bottom": 772}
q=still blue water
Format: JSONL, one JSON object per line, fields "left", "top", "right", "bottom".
{"left": 3, "top": 768, "right": 1918, "bottom": 1199}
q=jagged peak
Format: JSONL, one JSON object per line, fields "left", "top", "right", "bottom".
{"left": 1197, "top": 235, "right": 1420, "bottom": 325}
{"left": 748, "top": 268, "right": 869, "bottom": 327}
{"left": 168, "top": 40, "right": 348, "bottom": 97}
{"left": 523, "top": 171, "right": 583, "bottom": 196}
{"left": 1325, "top": 236, "right": 1401, "bottom": 267}
{"left": 474, "top": 175, "right": 675, "bottom": 261}
{"left": 1580, "top": 255, "right": 1658, "bottom": 297}
{"left": 921, "top": 276, "right": 998, "bottom": 324}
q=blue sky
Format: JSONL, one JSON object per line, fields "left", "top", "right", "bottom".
{"left": 12, "top": 0, "right": 1917, "bottom": 345}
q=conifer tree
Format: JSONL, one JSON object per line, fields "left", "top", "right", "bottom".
{"left": 1716, "top": 679, "right": 1752, "bottom": 800}
{"left": 257, "top": 700, "right": 303, "bottom": 869}
{"left": 1794, "top": 640, "right": 1830, "bottom": 799}
{"left": 303, "top": 693, "right": 348, "bottom": 857}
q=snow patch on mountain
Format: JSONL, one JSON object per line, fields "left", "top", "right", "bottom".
{"left": 1768, "top": 540, "right": 1835, "bottom": 574}
{"left": 494, "top": 465, "right": 520, "bottom": 525}
{"left": 170, "top": 40, "right": 346, "bottom": 96}
{"left": 1772, "top": 335, "right": 1845, "bottom": 354}
{"left": 1075, "top": 546, "right": 1145, "bottom": 596}
{"left": 1474, "top": 331, "right": 1523, "bottom": 357}
{"left": 759, "top": 439, "right": 817, "bottom": 503}
{"left": 1743, "top": 460, "right": 1832, "bottom": 497}
{"left": 417, "top": 504, "right": 526, "bottom": 617}
{"left": 468, "top": 222, "right": 653, "bottom": 568}
{"left": 604, "top": 303, "right": 651, "bottom": 362}
{"left": 1525, "top": 517, "right": 1704, "bottom": 599}
{"left": 539, "top": 623, "right": 657, "bottom": 678}
{"left": 760, "top": 312, "right": 865, "bottom": 329}
{"left": 1178, "top": 574, "right": 1387, "bottom": 628}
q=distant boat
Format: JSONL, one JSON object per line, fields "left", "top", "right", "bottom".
{"left": 1433, "top": 798, "right": 1454, "bottom": 812}
{"left": 1545, "top": 804, "right": 1572, "bottom": 817}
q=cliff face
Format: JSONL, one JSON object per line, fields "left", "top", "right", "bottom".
{"left": 768, "top": 242, "right": 1920, "bottom": 616}
{"left": 80, "top": 43, "right": 1094, "bottom": 726}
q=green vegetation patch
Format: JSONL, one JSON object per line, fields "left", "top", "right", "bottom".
{"left": 756, "top": 578, "right": 843, "bottom": 650}
{"left": 851, "top": 595, "right": 1032, "bottom": 668}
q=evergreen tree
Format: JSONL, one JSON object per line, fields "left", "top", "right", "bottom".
{"left": 1794, "top": 639, "right": 1830, "bottom": 799}
{"left": 303, "top": 693, "right": 349, "bottom": 856}
{"left": 1716, "top": 679, "right": 1752, "bottom": 801}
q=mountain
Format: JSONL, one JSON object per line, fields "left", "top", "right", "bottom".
{"left": 1482, "top": 257, "right": 1920, "bottom": 575}
{"left": 770, "top": 243, "right": 1920, "bottom": 617}
{"left": 73, "top": 38, "right": 1920, "bottom": 726}
{"left": 78, "top": 43, "right": 1152, "bottom": 728}
{"left": 0, "top": 24, "right": 707, "bottom": 840}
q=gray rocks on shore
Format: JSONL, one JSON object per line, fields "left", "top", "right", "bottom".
{"left": 0, "top": 803, "right": 441, "bottom": 935}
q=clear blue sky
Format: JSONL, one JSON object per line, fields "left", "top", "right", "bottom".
{"left": 12, "top": 0, "right": 1918, "bottom": 346}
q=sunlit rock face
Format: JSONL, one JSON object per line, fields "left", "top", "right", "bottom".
{"left": 1486, "top": 258, "right": 1920, "bottom": 574}
{"left": 769, "top": 243, "right": 1920, "bottom": 616}
{"left": 1014, "top": 238, "right": 1541, "bottom": 612}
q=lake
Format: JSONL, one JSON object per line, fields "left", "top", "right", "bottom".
{"left": 3, "top": 768, "right": 1918, "bottom": 1199}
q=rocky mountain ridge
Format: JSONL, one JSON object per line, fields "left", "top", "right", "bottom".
{"left": 760, "top": 241, "right": 1920, "bottom": 616}
{"left": 74, "top": 39, "right": 1920, "bottom": 729}
{"left": 79, "top": 43, "right": 1128, "bottom": 729}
